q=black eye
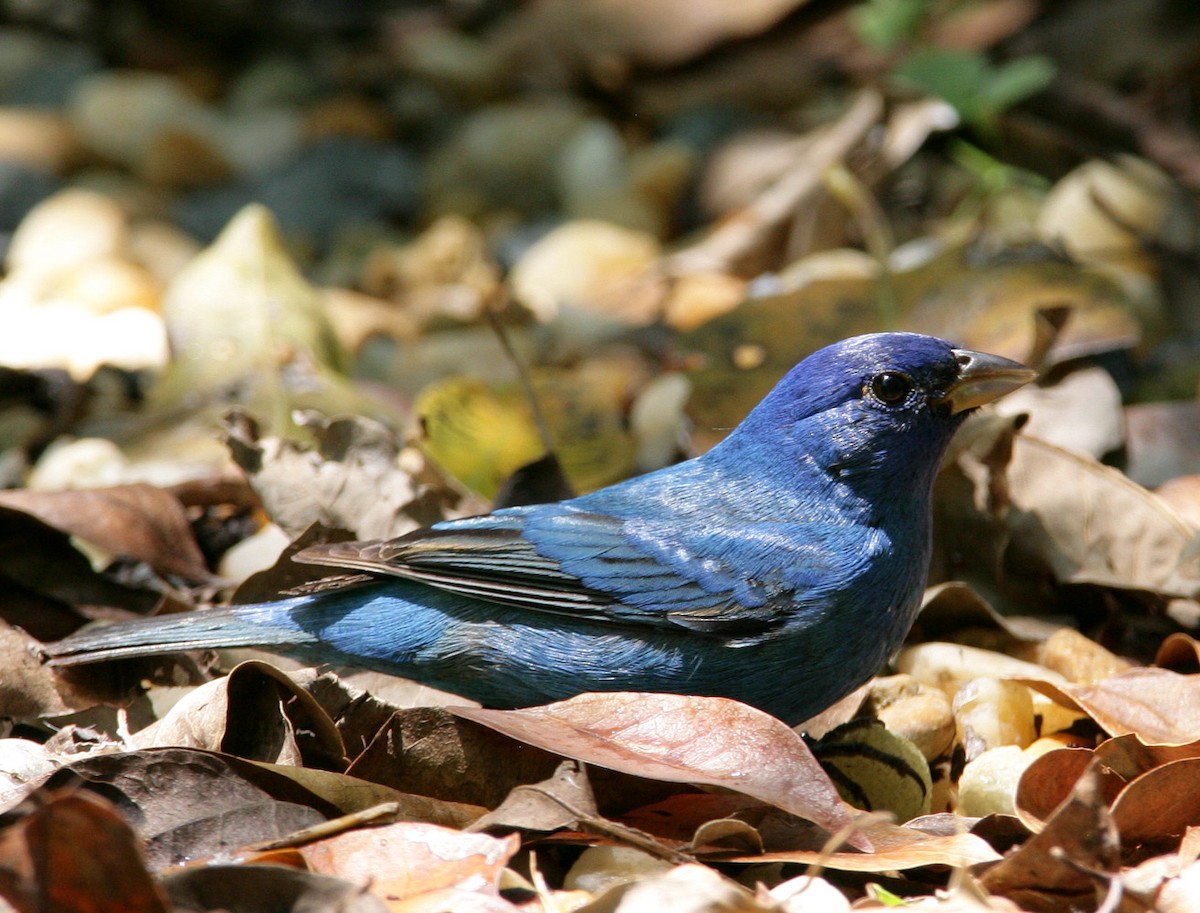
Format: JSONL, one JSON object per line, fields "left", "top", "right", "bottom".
{"left": 869, "top": 371, "right": 914, "bottom": 406}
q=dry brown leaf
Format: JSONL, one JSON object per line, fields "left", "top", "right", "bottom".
{"left": 0, "top": 620, "right": 111, "bottom": 721}
{"left": 1005, "top": 435, "right": 1198, "bottom": 596}
{"left": 345, "top": 705, "right": 566, "bottom": 810}
{"left": 60, "top": 748, "right": 330, "bottom": 871}
{"left": 1014, "top": 747, "right": 1123, "bottom": 831}
{"left": 1020, "top": 667, "right": 1200, "bottom": 744}
{"left": 1093, "top": 732, "right": 1200, "bottom": 779}
{"left": 162, "top": 864, "right": 388, "bottom": 913}
{"left": 906, "top": 260, "right": 1145, "bottom": 366}
{"left": 131, "top": 660, "right": 346, "bottom": 770}
{"left": 0, "top": 790, "right": 170, "bottom": 913}
{"left": 467, "top": 759, "right": 598, "bottom": 834}
{"left": 453, "top": 692, "right": 866, "bottom": 850}
{"left": 1156, "top": 632, "right": 1200, "bottom": 671}
{"left": 1126, "top": 403, "right": 1200, "bottom": 489}
{"left": 501, "top": 0, "right": 814, "bottom": 71}
{"left": 225, "top": 410, "right": 484, "bottom": 541}
{"left": 720, "top": 819, "right": 1001, "bottom": 871}
{"left": 1017, "top": 734, "right": 1200, "bottom": 843}
{"left": 982, "top": 760, "right": 1120, "bottom": 912}
{"left": 0, "top": 506, "right": 163, "bottom": 641}
{"left": 301, "top": 821, "right": 520, "bottom": 913}
{"left": 0, "top": 483, "right": 211, "bottom": 581}
{"left": 992, "top": 365, "right": 1125, "bottom": 461}
{"left": 1111, "top": 758, "right": 1200, "bottom": 849}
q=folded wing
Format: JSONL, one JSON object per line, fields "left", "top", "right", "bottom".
{"left": 296, "top": 504, "right": 853, "bottom": 636}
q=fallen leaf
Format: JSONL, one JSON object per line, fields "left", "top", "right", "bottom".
{"left": 345, "top": 705, "right": 565, "bottom": 810}
{"left": 0, "top": 790, "right": 169, "bottom": 913}
{"left": 1014, "top": 747, "right": 1123, "bottom": 831}
{"left": 0, "top": 505, "right": 161, "bottom": 640}
{"left": 619, "top": 793, "right": 999, "bottom": 869}
{"left": 724, "top": 821, "right": 1001, "bottom": 871}
{"left": 301, "top": 821, "right": 520, "bottom": 913}
{"left": 57, "top": 748, "right": 330, "bottom": 871}
{"left": 1111, "top": 758, "right": 1200, "bottom": 849}
{"left": 130, "top": 660, "right": 346, "bottom": 770}
{"left": 1005, "top": 435, "right": 1198, "bottom": 596}
{"left": 1156, "top": 631, "right": 1200, "bottom": 671}
{"left": 468, "top": 759, "right": 598, "bottom": 834}
{"left": 162, "top": 863, "right": 388, "bottom": 913}
{"left": 453, "top": 692, "right": 867, "bottom": 850}
{"left": 1019, "top": 667, "right": 1200, "bottom": 744}
{"left": 224, "top": 409, "right": 483, "bottom": 541}
{"left": 0, "top": 620, "right": 114, "bottom": 721}
{"left": 1125, "top": 402, "right": 1200, "bottom": 488}
{"left": 983, "top": 759, "right": 1120, "bottom": 911}
{"left": 0, "top": 483, "right": 213, "bottom": 581}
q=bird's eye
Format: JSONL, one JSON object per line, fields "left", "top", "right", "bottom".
{"left": 868, "top": 371, "right": 914, "bottom": 406}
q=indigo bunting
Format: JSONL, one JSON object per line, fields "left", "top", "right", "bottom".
{"left": 48, "top": 333, "right": 1033, "bottom": 725}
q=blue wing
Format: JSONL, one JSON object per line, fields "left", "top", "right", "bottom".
{"left": 297, "top": 502, "right": 876, "bottom": 636}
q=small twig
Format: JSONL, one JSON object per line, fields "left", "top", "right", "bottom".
{"left": 823, "top": 162, "right": 898, "bottom": 329}
{"left": 242, "top": 801, "right": 407, "bottom": 852}
{"left": 483, "top": 305, "right": 555, "bottom": 455}
{"left": 802, "top": 810, "right": 891, "bottom": 883}
{"left": 518, "top": 783, "right": 696, "bottom": 866}
{"left": 666, "top": 89, "right": 884, "bottom": 277}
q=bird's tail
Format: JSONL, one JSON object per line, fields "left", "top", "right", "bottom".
{"left": 44, "top": 599, "right": 315, "bottom": 666}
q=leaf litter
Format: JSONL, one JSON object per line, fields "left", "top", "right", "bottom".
{"left": 4, "top": 1, "right": 1200, "bottom": 910}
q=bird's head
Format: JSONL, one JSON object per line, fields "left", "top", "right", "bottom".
{"left": 727, "top": 332, "right": 1035, "bottom": 500}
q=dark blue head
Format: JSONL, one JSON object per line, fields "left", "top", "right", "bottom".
{"left": 720, "top": 332, "right": 1033, "bottom": 511}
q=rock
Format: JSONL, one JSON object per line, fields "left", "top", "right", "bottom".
{"left": 28, "top": 437, "right": 129, "bottom": 490}
{"left": 359, "top": 215, "right": 501, "bottom": 327}
{"left": 0, "top": 294, "right": 168, "bottom": 379}
{"left": 69, "top": 69, "right": 306, "bottom": 187}
{"left": 0, "top": 109, "right": 87, "bottom": 174}
{"left": 45, "top": 256, "right": 163, "bottom": 314}
{"left": 509, "top": 219, "right": 663, "bottom": 323}
{"left": 556, "top": 119, "right": 629, "bottom": 215}
{"left": 69, "top": 70, "right": 208, "bottom": 169}
{"left": 661, "top": 271, "right": 747, "bottom": 330}
{"left": 218, "top": 522, "right": 290, "bottom": 583}
{"left": 141, "top": 128, "right": 234, "bottom": 188}
{"left": 425, "top": 98, "right": 588, "bottom": 217}
{"left": 1, "top": 41, "right": 99, "bottom": 106}
{"left": 127, "top": 219, "right": 202, "bottom": 286}
{"left": 174, "top": 137, "right": 420, "bottom": 249}
{"left": 0, "top": 28, "right": 56, "bottom": 98}
{"left": 226, "top": 55, "right": 320, "bottom": 113}
{"left": 304, "top": 94, "right": 395, "bottom": 142}
{"left": 5, "top": 188, "right": 128, "bottom": 276}
{"left": 210, "top": 106, "right": 305, "bottom": 179}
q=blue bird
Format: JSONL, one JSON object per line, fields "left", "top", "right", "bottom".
{"left": 47, "top": 333, "right": 1033, "bottom": 725}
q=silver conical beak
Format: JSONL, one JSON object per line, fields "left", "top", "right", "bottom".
{"left": 942, "top": 348, "right": 1037, "bottom": 413}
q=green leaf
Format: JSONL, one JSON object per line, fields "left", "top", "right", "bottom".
{"left": 981, "top": 55, "right": 1057, "bottom": 113}
{"left": 852, "top": 0, "right": 931, "bottom": 49}
{"left": 894, "top": 48, "right": 1056, "bottom": 129}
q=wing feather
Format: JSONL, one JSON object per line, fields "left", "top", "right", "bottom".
{"left": 296, "top": 505, "right": 853, "bottom": 635}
